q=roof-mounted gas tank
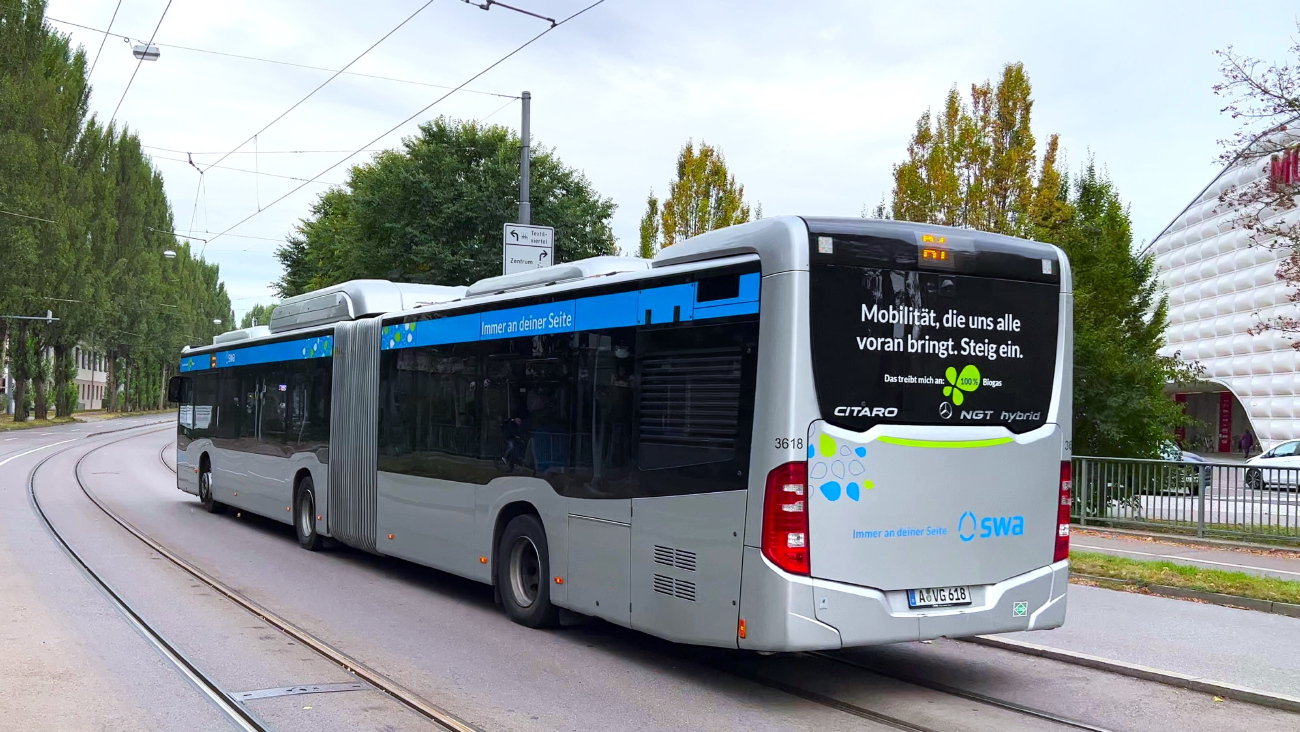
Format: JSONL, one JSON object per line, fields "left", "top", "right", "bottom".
{"left": 269, "top": 279, "right": 468, "bottom": 333}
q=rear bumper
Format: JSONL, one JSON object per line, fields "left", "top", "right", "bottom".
{"left": 737, "top": 545, "right": 1068, "bottom": 651}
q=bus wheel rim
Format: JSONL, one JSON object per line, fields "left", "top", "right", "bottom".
{"left": 509, "top": 536, "right": 540, "bottom": 608}
{"left": 299, "top": 491, "right": 313, "bottom": 536}
{"left": 200, "top": 473, "right": 211, "bottom": 502}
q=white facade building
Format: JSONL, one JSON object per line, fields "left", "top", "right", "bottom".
{"left": 1149, "top": 135, "right": 1300, "bottom": 452}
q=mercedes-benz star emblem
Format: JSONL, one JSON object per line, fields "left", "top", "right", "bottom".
{"left": 939, "top": 402, "right": 953, "bottom": 419}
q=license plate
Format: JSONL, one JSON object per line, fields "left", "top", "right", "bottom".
{"left": 907, "top": 585, "right": 971, "bottom": 608}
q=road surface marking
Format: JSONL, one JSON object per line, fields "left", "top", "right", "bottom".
{"left": 0, "top": 440, "right": 76, "bottom": 468}
{"left": 1073, "top": 543, "right": 1300, "bottom": 577}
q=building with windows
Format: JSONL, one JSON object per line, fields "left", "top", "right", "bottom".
{"left": 1149, "top": 134, "right": 1300, "bottom": 453}
{"left": 72, "top": 345, "right": 110, "bottom": 410}
{"left": 2, "top": 341, "right": 110, "bottom": 414}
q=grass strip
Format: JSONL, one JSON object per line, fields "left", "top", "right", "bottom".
{"left": 0, "top": 415, "right": 76, "bottom": 432}
{"left": 1071, "top": 550, "right": 1300, "bottom": 605}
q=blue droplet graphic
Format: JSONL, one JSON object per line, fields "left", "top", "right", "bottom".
{"left": 846, "top": 482, "right": 860, "bottom": 501}
{"left": 810, "top": 462, "right": 828, "bottom": 480}
{"left": 831, "top": 461, "right": 845, "bottom": 479}
{"left": 855, "top": 447, "right": 867, "bottom": 457}
{"left": 819, "top": 481, "right": 842, "bottom": 501}
{"left": 807, "top": 444, "right": 815, "bottom": 459}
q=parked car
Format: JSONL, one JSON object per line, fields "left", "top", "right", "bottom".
{"left": 1244, "top": 440, "right": 1300, "bottom": 491}
{"left": 1159, "top": 443, "right": 1212, "bottom": 496}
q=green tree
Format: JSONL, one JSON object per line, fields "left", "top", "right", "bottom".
{"left": 0, "top": 1, "right": 230, "bottom": 418}
{"left": 241, "top": 303, "right": 277, "bottom": 329}
{"left": 275, "top": 117, "right": 616, "bottom": 296}
{"left": 883, "top": 62, "right": 1193, "bottom": 457}
{"left": 644, "top": 141, "right": 751, "bottom": 250}
{"left": 1045, "top": 165, "right": 1198, "bottom": 457}
{"left": 638, "top": 192, "right": 660, "bottom": 258}
{"left": 888, "top": 63, "right": 1040, "bottom": 237}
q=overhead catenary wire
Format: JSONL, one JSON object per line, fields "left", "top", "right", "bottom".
{"left": 144, "top": 146, "right": 388, "bottom": 155}
{"left": 85, "top": 0, "right": 122, "bottom": 81}
{"left": 1, "top": 206, "right": 207, "bottom": 242}
{"left": 199, "top": 0, "right": 439, "bottom": 176}
{"left": 38, "top": 12, "right": 518, "bottom": 99}
{"left": 150, "top": 153, "right": 345, "bottom": 186}
{"left": 203, "top": 0, "right": 610, "bottom": 252}
{"left": 108, "top": 0, "right": 173, "bottom": 125}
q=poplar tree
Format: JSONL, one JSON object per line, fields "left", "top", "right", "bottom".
{"left": 638, "top": 193, "right": 660, "bottom": 258}
{"left": 888, "top": 63, "right": 1041, "bottom": 237}
{"left": 881, "top": 62, "right": 1193, "bottom": 457}
{"left": 1, "top": 1, "right": 231, "bottom": 419}
{"left": 652, "top": 141, "right": 751, "bottom": 249}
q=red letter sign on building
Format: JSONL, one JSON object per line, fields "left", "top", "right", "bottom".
{"left": 1219, "top": 392, "right": 1233, "bottom": 453}
{"left": 1271, "top": 147, "right": 1300, "bottom": 191}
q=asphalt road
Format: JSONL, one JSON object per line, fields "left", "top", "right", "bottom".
{"left": 3, "top": 419, "right": 1299, "bottom": 731}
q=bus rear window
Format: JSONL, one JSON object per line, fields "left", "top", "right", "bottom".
{"left": 809, "top": 264, "right": 1059, "bottom": 433}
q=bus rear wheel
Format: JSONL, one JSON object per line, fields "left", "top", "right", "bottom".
{"left": 296, "top": 476, "right": 322, "bottom": 551}
{"left": 497, "top": 514, "right": 559, "bottom": 628}
{"left": 199, "top": 464, "right": 223, "bottom": 514}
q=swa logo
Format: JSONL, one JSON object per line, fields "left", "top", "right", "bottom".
{"left": 958, "top": 511, "right": 1025, "bottom": 542}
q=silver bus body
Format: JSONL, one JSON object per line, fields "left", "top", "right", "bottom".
{"left": 174, "top": 216, "right": 1072, "bottom": 651}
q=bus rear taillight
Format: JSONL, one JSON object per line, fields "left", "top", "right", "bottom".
{"left": 1054, "top": 461, "right": 1072, "bottom": 563}
{"left": 762, "top": 462, "right": 809, "bottom": 575}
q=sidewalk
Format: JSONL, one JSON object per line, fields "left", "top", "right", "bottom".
{"left": 1071, "top": 528, "right": 1300, "bottom": 582}
{"left": 1001, "top": 583, "right": 1300, "bottom": 698}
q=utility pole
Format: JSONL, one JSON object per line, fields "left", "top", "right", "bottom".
{"left": 519, "top": 90, "right": 531, "bottom": 225}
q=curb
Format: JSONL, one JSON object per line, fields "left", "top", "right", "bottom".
{"left": 85, "top": 419, "right": 174, "bottom": 439}
{"left": 1073, "top": 525, "right": 1300, "bottom": 553}
{"left": 964, "top": 635, "right": 1300, "bottom": 714}
{"left": 1072, "top": 572, "right": 1300, "bottom": 619}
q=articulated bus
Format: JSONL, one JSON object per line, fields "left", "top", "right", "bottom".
{"left": 169, "top": 217, "right": 1073, "bottom": 650}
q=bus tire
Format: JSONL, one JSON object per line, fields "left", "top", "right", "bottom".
{"left": 296, "top": 476, "right": 322, "bottom": 551}
{"left": 199, "top": 462, "right": 224, "bottom": 514}
{"left": 497, "top": 514, "right": 559, "bottom": 628}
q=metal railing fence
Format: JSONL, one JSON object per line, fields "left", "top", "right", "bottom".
{"left": 1071, "top": 455, "right": 1300, "bottom": 544}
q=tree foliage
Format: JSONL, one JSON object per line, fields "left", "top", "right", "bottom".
{"left": 275, "top": 117, "right": 616, "bottom": 296}
{"left": 241, "top": 303, "right": 277, "bottom": 329}
{"left": 639, "top": 141, "right": 750, "bottom": 255}
{"left": 889, "top": 64, "right": 1043, "bottom": 237}
{"left": 1047, "top": 165, "right": 1200, "bottom": 457}
{"left": 1213, "top": 26, "right": 1300, "bottom": 344}
{"left": 0, "top": 1, "right": 230, "bottom": 418}
{"left": 883, "top": 62, "right": 1192, "bottom": 457}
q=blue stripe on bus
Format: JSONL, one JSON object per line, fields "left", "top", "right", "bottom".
{"left": 695, "top": 272, "right": 760, "bottom": 308}
{"left": 179, "top": 355, "right": 211, "bottom": 372}
{"left": 479, "top": 300, "right": 576, "bottom": 340}
{"left": 574, "top": 290, "right": 640, "bottom": 331}
{"left": 638, "top": 283, "right": 695, "bottom": 325}
{"left": 379, "top": 280, "right": 759, "bottom": 352}
{"left": 694, "top": 299, "right": 760, "bottom": 319}
{"left": 205, "top": 335, "right": 333, "bottom": 369}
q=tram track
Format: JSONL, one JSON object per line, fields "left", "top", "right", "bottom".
{"left": 27, "top": 426, "right": 269, "bottom": 732}
{"left": 806, "top": 652, "right": 1116, "bottom": 732}
{"left": 121, "top": 427, "right": 1113, "bottom": 732}
{"left": 30, "top": 426, "right": 480, "bottom": 732}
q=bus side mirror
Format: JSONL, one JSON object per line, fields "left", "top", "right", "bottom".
{"left": 167, "top": 376, "right": 191, "bottom": 404}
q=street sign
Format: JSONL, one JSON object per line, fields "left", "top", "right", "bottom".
{"left": 503, "top": 223, "right": 555, "bottom": 275}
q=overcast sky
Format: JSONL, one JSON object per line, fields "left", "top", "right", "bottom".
{"left": 46, "top": 0, "right": 1298, "bottom": 319}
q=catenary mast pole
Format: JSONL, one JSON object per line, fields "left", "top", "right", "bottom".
{"left": 519, "top": 90, "right": 531, "bottom": 225}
